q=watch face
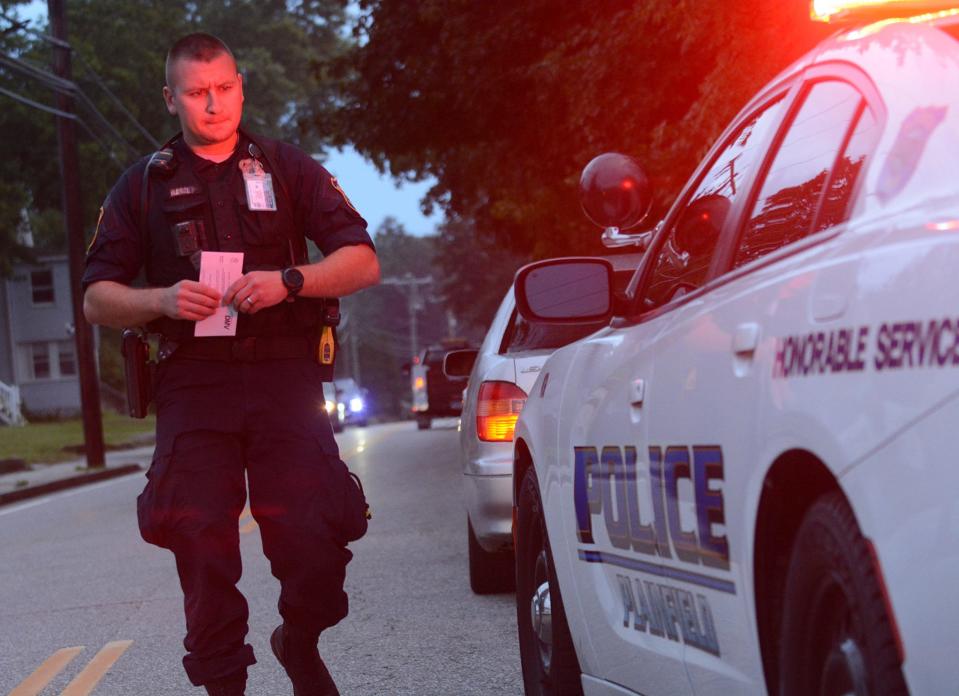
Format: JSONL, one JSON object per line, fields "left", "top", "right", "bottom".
{"left": 283, "top": 267, "right": 304, "bottom": 292}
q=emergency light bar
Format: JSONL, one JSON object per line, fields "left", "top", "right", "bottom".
{"left": 812, "top": 0, "right": 959, "bottom": 21}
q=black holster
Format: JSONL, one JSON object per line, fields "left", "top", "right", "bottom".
{"left": 122, "top": 328, "right": 153, "bottom": 418}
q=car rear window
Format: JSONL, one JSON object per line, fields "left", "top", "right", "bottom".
{"left": 501, "top": 268, "right": 634, "bottom": 354}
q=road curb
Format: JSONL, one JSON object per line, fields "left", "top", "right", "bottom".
{"left": 0, "top": 463, "right": 144, "bottom": 507}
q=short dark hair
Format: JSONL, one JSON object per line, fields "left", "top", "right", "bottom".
{"left": 165, "top": 33, "right": 236, "bottom": 87}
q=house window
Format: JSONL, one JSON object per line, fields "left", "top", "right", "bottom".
{"left": 30, "top": 342, "right": 51, "bottom": 379}
{"left": 31, "top": 269, "right": 54, "bottom": 304}
{"left": 58, "top": 341, "right": 77, "bottom": 376}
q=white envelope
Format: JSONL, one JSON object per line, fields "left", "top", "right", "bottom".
{"left": 195, "top": 251, "right": 244, "bottom": 337}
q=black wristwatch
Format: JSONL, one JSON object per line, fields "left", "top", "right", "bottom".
{"left": 281, "top": 266, "right": 304, "bottom": 298}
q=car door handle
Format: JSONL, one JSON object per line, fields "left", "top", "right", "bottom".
{"left": 630, "top": 378, "right": 645, "bottom": 407}
{"left": 733, "top": 323, "right": 760, "bottom": 356}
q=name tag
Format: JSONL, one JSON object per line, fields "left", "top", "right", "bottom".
{"left": 244, "top": 173, "right": 277, "bottom": 211}
{"left": 239, "top": 157, "right": 277, "bottom": 211}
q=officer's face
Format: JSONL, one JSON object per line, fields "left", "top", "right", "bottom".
{"left": 163, "top": 52, "right": 244, "bottom": 151}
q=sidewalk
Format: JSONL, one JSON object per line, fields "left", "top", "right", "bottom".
{"left": 0, "top": 442, "right": 155, "bottom": 507}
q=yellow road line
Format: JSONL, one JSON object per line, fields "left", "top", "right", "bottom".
{"left": 8, "top": 646, "right": 83, "bottom": 696}
{"left": 60, "top": 640, "right": 133, "bottom": 696}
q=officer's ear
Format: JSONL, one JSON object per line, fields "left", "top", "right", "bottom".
{"left": 162, "top": 85, "right": 177, "bottom": 116}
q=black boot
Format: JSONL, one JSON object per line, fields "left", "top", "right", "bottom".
{"left": 203, "top": 671, "right": 246, "bottom": 696}
{"left": 270, "top": 624, "right": 339, "bottom": 696}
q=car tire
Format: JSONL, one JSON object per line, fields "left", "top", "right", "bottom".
{"left": 516, "top": 467, "right": 583, "bottom": 696}
{"left": 416, "top": 415, "right": 431, "bottom": 430}
{"left": 778, "top": 492, "right": 908, "bottom": 696}
{"left": 468, "top": 517, "right": 515, "bottom": 594}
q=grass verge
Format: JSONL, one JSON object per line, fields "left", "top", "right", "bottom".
{"left": 0, "top": 411, "right": 156, "bottom": 465}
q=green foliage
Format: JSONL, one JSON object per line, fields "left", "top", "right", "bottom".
{"left": 0, "top": 0, "right": 353, "bottom": 275}
{"left": 330, "top": 0, "right": 831, "bottom": 265}
{"left": 337, "top": 219, "right": 461, "bottom": 418}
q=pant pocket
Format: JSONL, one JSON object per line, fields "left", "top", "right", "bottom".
{"left": 333, "top": 457, "right": 370, "bottom": 543}
{"left": 137, "top": 450, "right": 174, "bottom": 549}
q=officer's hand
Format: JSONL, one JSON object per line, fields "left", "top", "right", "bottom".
{"left": 224, "top": 271, "right": 287, "bottom": 314}
{"left": 162, "top": 280, "right": 221, "bottom": 321}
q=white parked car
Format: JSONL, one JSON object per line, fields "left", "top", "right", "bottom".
{"left": 512, "top": 4, "right": 959, "bottom": 695}
{"left": 445, "top": 257, "right": 639, "bottom": 594}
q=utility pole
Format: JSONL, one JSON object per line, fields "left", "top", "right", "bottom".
{"left": 349, "top": 327, "right": 361, "bottom": 384}
{"left": 49, "top": 0, "right": 104, "bottom": 468}
{"left": 340, "top": 299, "right": 361, "bottom": 384}
{"left": 381, "top": 274, "right": 432, "bottom": 360}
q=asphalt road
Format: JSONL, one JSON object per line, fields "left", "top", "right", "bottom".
{"left": 0, "top": 420, "right": 523, "bottom": 696}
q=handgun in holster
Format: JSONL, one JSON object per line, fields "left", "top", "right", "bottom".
{"left": 121, "top": 328, "right": 154, "bottom": 419}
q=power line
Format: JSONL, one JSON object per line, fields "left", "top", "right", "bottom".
{"left": 0, "top": 83, "right": 124, "bottom": 169}
{"left": 0, "top": 49, "right": 138, "bottom": 161}
{"left": 0, "top": 82, "right": 71, "bottom": 118}
{"left": 0, "top": 11, "right": 157, "bottom": 149}
{"left": 74, "top": 52, "right": 158, "bottom": 148}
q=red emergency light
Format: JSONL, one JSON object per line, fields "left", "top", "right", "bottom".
{"left": 812, "top": 0, "right": 959, "bottom": 21}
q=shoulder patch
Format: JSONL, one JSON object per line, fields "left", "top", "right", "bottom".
{"left": 330, "top": 177, "right": 360, "bottom": 215}
{"left": 87, "top": 205, "right": 105, "bottom": 254}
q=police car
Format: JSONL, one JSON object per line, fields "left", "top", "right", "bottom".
{"left": 511, "top": 3, "right": 959, "bottom": 694}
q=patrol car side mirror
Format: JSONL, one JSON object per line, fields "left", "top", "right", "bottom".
{"left": 444, "top": 349, "right": 479, "bottom": 378}
{"left": 580, "top": 153, "right": 653, "bottom": 249}
{"left": 514, "top": 258, "right": 614, "bottom": 324}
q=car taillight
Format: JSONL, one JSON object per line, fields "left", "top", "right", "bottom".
{"left": 477, "top": 381, "right": 527, "bottom": 442}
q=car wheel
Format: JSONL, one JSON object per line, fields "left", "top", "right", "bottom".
{"left": 468, "top": 517, "right": 515, "bottom": 594}
{"left": 779, "top": 492, "right": 908, "bottom": 696}
{"left": 516, "top": 467, "right": 583, "bottom": 696}
{"left": 416, "top": 415, "right": 431, "bottom": 430}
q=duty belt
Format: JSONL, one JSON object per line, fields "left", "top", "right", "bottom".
{"left": 161, "top": 336, "right": 313, "bottom": 363}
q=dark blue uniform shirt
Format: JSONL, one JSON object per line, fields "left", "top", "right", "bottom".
{"left": 83, "top": 131, "right": 373, "bottom": 292}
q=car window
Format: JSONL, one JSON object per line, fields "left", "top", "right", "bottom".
{"left": 425, "top": 351, "right": 445, "bottom": 369}
{"left": 734, "top": 80, "right": 865, "bottom": 268}
{"left": 814, "top": 103, "right": 877, "bottom": 232}
{"left": 502, "top": 312, "right": 606, "bottom": 354}
{"left": 643, "top": 95, "right": 786, "bottom": 311}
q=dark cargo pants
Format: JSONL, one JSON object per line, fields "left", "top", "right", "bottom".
{"left": 137, "top": 356, "right": 354, "bottom": 686}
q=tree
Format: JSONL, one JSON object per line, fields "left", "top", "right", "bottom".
{"left": 338, "top": 218, "right": 461, "bottom": 419}
{"left": 330, "top": 0, "right": 831, "bottom": 264}
{"left": 0, "top": 0, "right": 353, "bottom": 274}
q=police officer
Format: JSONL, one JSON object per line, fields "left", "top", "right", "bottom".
{"left": 82, "top": 33, "right": 379, "bottom": 696}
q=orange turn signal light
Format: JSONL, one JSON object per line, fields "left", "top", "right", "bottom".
{"left": 477, "top": 381, "right": 528, "bottom": 442}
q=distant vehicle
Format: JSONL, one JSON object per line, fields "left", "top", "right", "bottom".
{"left": 445, "top": 256, "right": 641, "bottom": 594}
{"left": 512, "top": 4, "right": 959, "bottom": 694}
{"left": 333, "top": 377, "right": 369, "bottom": 428}
{"left": 405, "top": 341, "right": 473, "bottom": 430}
{"left": 322, "top": 382, "right": 343, "bottom": 433}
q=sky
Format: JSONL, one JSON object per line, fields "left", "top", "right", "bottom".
{"left": 319, "top": 147, "right": 442, "bottom": 237}
{"left": 18, "top": 0, "right": 442, "bottom": 237}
